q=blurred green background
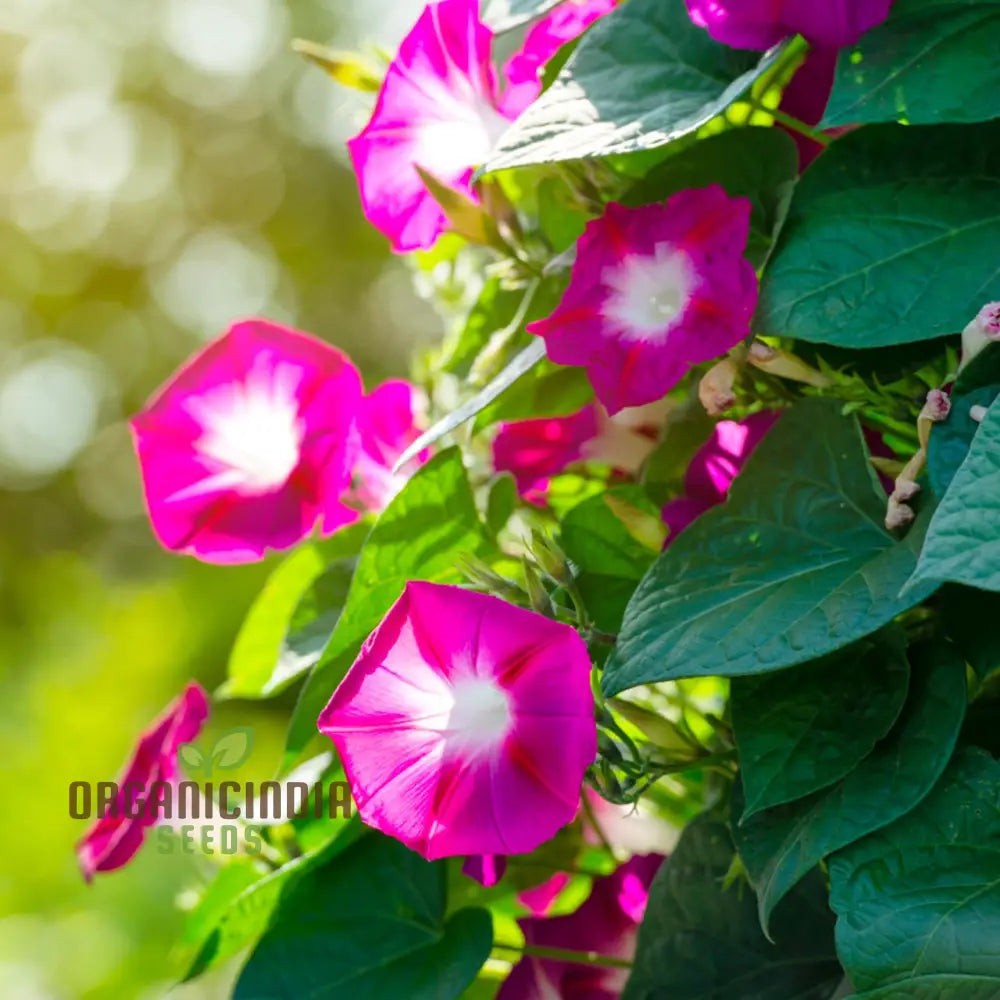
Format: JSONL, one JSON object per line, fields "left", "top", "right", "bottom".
{"left": 0, "top": 0, "right": 430, "bottom": 995}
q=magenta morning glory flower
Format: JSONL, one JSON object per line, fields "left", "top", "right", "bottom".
{"left": 132, "top": 319, "right": 362, "bottom": 564}
{"left": 497, "top": 854, "right": 664, "bottom": 1000}
{"left": 685, "top": 0, "right": 893, "bottom": 50}
{"left": 317, "top": 582, "right": 597, "bottom": 859}
{"left": 349, "top": 379, "right": 428, "bottom": 513}
{"left": 348, "top": 0, "right": 614, "bottom": 252}
{"left": 529, "top": 187, "right": 757, "bottom": 414}
{"left": 76, "top": 683, "right": 209, "bottom": 881}
{"left": 661, "top": 410, "right": 779, "bottom": 541}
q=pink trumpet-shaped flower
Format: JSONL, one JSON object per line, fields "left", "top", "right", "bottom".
{"left": 529, "top": 187, "right": 757, "bottom": 414}
{"left": 76, "top": 683, "right": 209, "bottom": 880}
{"left": 318, "top": 582, "right": 597, "bottom": 858}
{"left": 131, "top": 319, "right": 362, "bottom": 564}
{"left": 349, "top": 0, "right": 614, "bottom": 251}
{"left": 685, "top": 0, "right": 892, "bottom": 50}
{"left": 661, "top": 410, "right": 779, "bottom": 541}
{"left": 349, "top": 380, "right": 428, "bottom": 513}
{"left": 497, "top": 854, "right": 664, "bottom": 1000}
{"left": 493, "top": 400, "right": 664, "bottom": 499}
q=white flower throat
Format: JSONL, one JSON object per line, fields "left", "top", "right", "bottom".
{"left": 603, "top": 242, "right": 696, "bottom": 342}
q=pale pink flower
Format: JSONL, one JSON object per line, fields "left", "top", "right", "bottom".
{"left": 528, "top": 188, "right": 757, "bottom": 414}
{"left": 76, "top": 683, "right": 209, "bottom": 880}
{"left": 349, "top": 380, "right": 428, "bottom": 513}
{"left": 661, "top": 410, "right": 778, "bottom": 541}
{"left": 348, "top": 0, "right": 614, "bottom": 251}
{"left": 497, "top": 854, "right": 664, "bottom": 1000}
{"left": 131, "top": 319, "right": 362, "bottom": 564}
{"left": 685, "top": 0, "right": 893, "bottom": 50}
{"left": 492, "top": 401, "right": 664, "bottom": 498}
{"left": 317, "top": 582, "right": 597, "bottom": 858}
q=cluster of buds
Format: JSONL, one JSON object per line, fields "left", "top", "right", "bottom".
{"left": 885, "top": 388, "right": 951, "bottom": 530}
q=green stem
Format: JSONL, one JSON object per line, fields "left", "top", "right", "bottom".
{"left": 581, "top": 789, "right": 616, "bottom": 858}
{"left": 492, "top": 941, "right": 633, "bottom": 970}
{"left": 751, "top": 100, "right": 831, "bottom": 146}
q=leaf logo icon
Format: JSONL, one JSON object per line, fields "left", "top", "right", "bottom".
{"left": 178, "top": 727, "right": 254, "bottom": 777}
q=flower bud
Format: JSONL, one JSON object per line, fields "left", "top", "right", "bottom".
{"left": 971, "top": 404, "right": 989, "bottom": 424}
{"left": 747, "top": 340, "right": 833, "bottom": 388}
{"left": 921, "top": 388, "right": 951, "bottom": 422}
{"left": 698, "top": 356, "right": 740, "bottom": 416}
{"left": 961, "top": 301, "right": 1000, "bottom": 369}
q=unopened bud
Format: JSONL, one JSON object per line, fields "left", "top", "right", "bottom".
{"left": 522, "top": 558, "right": 556, "bottom": 617}
{"left": 530, "top": 531, "right": 572, "bottom": 586}
{"left": 885, "top": 495, "right": 916, "bottom": 530}
{"left": 458, "top": 555, "right": 525, "bottom": 602}
{"left": 971, "top": 404, "right": 989, "bottom": 424}
{"left": 699, "top": 357, "right": 739, "bottom": 416}
{"left": 747, "top": 340, "right": 833, "bottom": 388}
{"left": 961, "top": 301, "right": 1000, "bottom": 369}
{"left": 977, "top": 302, "right": 1000, "bottom": 338}
{"left": 893, "top": 477, "right": 921, "bottom": 503}
{"left": 921, "top": 388, "right": 951, "bottom": 423}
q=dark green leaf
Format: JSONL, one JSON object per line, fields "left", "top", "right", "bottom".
{"left": 603, "top": 399, "right": 937, "bottom": 695}
{"left": 561, "top": 485, "right": 660, "bottom": 632}
{"left": 185, "top": 822, "right": 364, "bottom": 980}
{"left": 829, "top": 748, "right": 1000, "bottom": 998}
{"left": 757, "top": 122, "right": 1000, "bottom": 348}
{"left": 234, "top": 835, "right": 492, "bottom": 1000}
{"left": 909, "top": 396, "right": 1000, "bottom": 593}
{"left": 623, "top": 126, "right": 799, "bottom": 267}
{"left": 822, "top": 0, "right": 1000, "bottom": 128}
{"left": 623, "top": 816, "right": 842, "bottom": 1000}
{"left": 178, "top": 861, "right": 264, "bottom": 953}
{"left": 732, "top": 630, "right": 910, "bottom": 821}
{"left": 733, "top": 642, "right": 967, "bottom": 930}
{"left": 284, "top": 449, "right": 490, "bottom": 762}
{"left": 484, "top": 0, "right": 781, "bottom": 172}
{"left": 940, "top": 583, "right": 1000, "bottom": 682}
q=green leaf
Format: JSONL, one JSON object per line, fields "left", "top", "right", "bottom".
{"left": 909, "top": 396, "right": 1000, "bottom": 593}
{"left": 284, "top": 449, "right": 490, "bottom": 762}
{"left": 178, "top": 860, "right": 264, "bottom": 952}
{"left": 822, "top": 0, "right": 1000, "bottom": 128}
{"left": 828, "top": 748, "right": 1000, "bottom": 998}
{"left": 757, "top": 122, "right": 1000, "bottom": 349}
{"left": 732, "top": 630, "right": 910, "bottom": 821}
{"left": 733, "top": 641, "right": 967, "bottom": 931}
{"left": 185, "top": 823, "right": 364, "bottom": 980}
{"left": 485, "top": 473, "right": 518, "bottom": 538}
{"left": 472, "top": 360, "right": 593, "bottom": 431}
{"left": 221, "top": 525, "right": 367, "bottom": 700}
{"left": 622, "top": 816, "right": 842, "bottom": 1000}
{"left": 561, "top": 485, "right": 660, "bottom": 632}
{"left": 211, "top": 727, "right": 254, "bottom": 771}
{"left": 603, "top": 399, "right": 937, "bottom": 696}
{"left": 623, "top": 126, "right": 799, "bottom": 268}
{"left": 483, "top": 0, "right": 782, "bottom": 172}
{"left": 234, "top": 835, "right": 492, "bottom": 1000}
{"left": 927, "top": 343, "right": 1000, "bottom": 499}
{"left": 940, "top": 583, "right": 1000, "bottom": 682}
